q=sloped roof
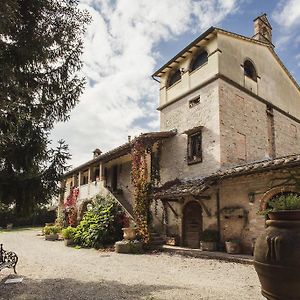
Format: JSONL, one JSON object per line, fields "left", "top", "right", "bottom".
{"left": 154, "top": 154, "right": 300, "bottom": 199}
{"left": 254, "top": 13, "right": 272, "bottom": 29}
{"left": 64, "top": 130, "right": 176, "bottom": 177}
{"left": 152, "top": 27, "right": 300, "bottom": 93}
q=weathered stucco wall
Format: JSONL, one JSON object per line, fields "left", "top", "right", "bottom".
{"left": 159, "top": 80, "right": 221, "bottom": 182}
{"left": 158, "top": 37, "right": 219, "bottom": 108}
{"left": 218, "top": 32, "right": 300, "bottom": 120}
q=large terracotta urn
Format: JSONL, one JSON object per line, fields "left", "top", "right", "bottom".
{"left": 254, "top": 210, "right": 300, "bottom": 300}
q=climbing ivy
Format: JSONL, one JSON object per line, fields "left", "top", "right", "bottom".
{"left": 131, "top": 139, "right": 151, "bottom": 243}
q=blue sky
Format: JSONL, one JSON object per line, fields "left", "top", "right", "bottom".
{"left": 157, "top": 1, "right": 300, "bottom": 83}
{"left": 51, "top": 0, "right": 300, "bottom": 167}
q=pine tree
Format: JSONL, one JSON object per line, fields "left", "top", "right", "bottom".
{"left": 0, "top": 0, "right": 90, "bottom": 216}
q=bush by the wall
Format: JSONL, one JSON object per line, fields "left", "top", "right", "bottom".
{"left": 73, "top": 195, "right": 124, "bottom": 248}
{"left": 0, "top": 203, "right": 55, "bottom": 227}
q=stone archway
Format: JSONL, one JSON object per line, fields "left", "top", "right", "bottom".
{"left": 182, "top": 201, "right": 203, "bottom": 248}
{"left": 259, "top": 185, "right": 297, "bottom": 211}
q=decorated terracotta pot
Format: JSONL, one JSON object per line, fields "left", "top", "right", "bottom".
{"left": 254, "top": 210, "right": 300, "bottom": 300}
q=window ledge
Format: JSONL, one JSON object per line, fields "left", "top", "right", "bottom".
{"left": 187, "top": 158, "right": 202, "bottom": 165}
{"left": 183, "top": 126, "right": 203, "bottom": 135}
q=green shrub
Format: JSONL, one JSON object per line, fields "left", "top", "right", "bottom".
{"left": 201, "top": 229, "right": 219, "bottom": 242}
{"left": 62, "top": 226, "right": 77, "bottom": 240}
{"left": 44, "top": 225, "right": 61, "bottom": 235}
{"left": 73, "top": 195, "right": 124, "bottom": 248}
{"left": 260, "top": 193, "right": 300, "bottom": 215}
{"left": 0, "top": 203, "right": 55, "bottom": 227}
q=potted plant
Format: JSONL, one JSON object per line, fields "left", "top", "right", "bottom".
{"left": 254, "top": 193, "right": 300, "bottom": 300}
{"left": 61, "top": 226, "right": 77, "bottom": 246}
{"left": 200, "top": 229, "right": 218, "bottom": 251}
{"left": 44, "top": 225, "right": 61, "bottom": 241}
{"left": 166, "top": 235, "right": 179, "bottom": 246}
{"left": 225, "top": 238, "right": 241, "bottom": 254}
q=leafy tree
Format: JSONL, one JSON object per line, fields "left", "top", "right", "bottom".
{"left": 0, "top": 0, "right": 90, "bottom": 216}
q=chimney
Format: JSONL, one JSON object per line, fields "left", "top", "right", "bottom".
{"left": 252, "top": 13, "right": 273, "bottom": 46}
{"left": 93, "top": 148, "right": 102, "bottom": 158}
{"left": 128, "top": 135, "right": 131, "bottom": 143}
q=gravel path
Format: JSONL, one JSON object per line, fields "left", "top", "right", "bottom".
{"left": 0, "top": 229, "right": 264, "bottom": 300}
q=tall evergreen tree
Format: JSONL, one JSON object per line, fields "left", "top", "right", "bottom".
{"left": 0, "top": 0, "right": 90, "bottom": 215}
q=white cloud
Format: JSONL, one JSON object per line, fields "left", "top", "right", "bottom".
{"left": 51, "top": 0, "right": 239, "bottom": 167}
{"left": 273, "top": 0, "right": 300, "bottom": 49}
{"left": 273, "top": 0, "right": 300, "bottom": 29}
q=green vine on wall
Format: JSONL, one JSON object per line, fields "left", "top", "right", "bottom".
{"left": 131, "top": 139, "right": 151, "bottom": 243}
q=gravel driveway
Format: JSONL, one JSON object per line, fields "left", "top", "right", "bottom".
{"left": 0, "top": 229, "right": 264, "bottom": 300}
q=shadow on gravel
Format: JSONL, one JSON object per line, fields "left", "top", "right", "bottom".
{"left": 0, "top": 276, "right": 180, "bottom": 300}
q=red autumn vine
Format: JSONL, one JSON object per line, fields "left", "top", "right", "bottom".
{"left": 131, "top": 139, "right": 151, "bottom": 243}
{"left": 64, "top": 187, "right": 79, "bottom": 226}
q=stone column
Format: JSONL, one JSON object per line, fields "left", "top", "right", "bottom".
{"left": 78, "top": 172, "right": 81, "bottom": 187}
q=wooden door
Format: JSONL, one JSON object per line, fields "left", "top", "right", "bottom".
{"left": 183, "top": 201, "right": 203, "bottom": 248}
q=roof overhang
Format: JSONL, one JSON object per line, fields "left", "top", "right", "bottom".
{"left": 152, "top": 27, "right": 299, "bottom": 93}
{"left": 152, "top": 27, "right": 216, "bottom": 77}
{"left": 154, "top": 154, "right": 300, "bottom": 199}
{"left": 63, "top": 130, "right": 177, "bottom": 178}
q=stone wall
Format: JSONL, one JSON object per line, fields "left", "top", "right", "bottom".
{"left": 218, "top": 170, "right": 300, "bottom": 253}
{"left": 151, "top": 193, "right": 218, "bottom": 246}
{"left": 219, "top": 79, "right": 269, "bottom": 166}
{"left": 153, "top": 169, "right": 299, "bottom": 253}
{"left": 219, "top": 79, "right": 300, "bottom": 167}
{"left": 274, "top": 110, "right": 300, "bottom": 157}
{"left": 159, "top": 80, "right": 221, "bottom": 182}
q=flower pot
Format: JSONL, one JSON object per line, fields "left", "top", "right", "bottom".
{"left": 64, "top": 239, "right": 74, "bottom": 246}
{"left": 200, "top": 241, "right": 217, "bottom": 251}
{"left": 225, "top": 241, "right": 241, "bottom": 254}
{"left": 166, "top": 236, "right": 179, "bottom": 246}
{"left": 254, "top": 210, "right": 300, "bottom": 300}
{"left": 122, "top": 228, "right": 136, "bottom": 241}
{"left": 45, "top": 233, "right": 58, "bottom": 241}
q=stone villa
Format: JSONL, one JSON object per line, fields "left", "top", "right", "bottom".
{"left": 60, "top": 14, "right": 300, "bottom": 253}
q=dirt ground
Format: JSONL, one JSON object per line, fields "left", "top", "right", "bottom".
{"left": 0, "top": 229, "right": 264, "bottom": 300}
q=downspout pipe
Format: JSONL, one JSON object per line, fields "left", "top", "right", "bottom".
{"left": 151, "top": 75, "right": 160, "bottom": 83}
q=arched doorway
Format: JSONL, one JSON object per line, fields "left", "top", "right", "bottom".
{"left": 183, "top": 201, "right": 203, "bottom": 248}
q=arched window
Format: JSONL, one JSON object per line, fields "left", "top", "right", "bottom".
{"left": 190, "top": 51, "right": 208, "bottom": 72}
{"left": 167, "top": 69, "right": 181, "bottom": 88}
{"left": 244, "top": 60, "right": 257, "bottom": 82}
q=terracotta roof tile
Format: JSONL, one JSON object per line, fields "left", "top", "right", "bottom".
{"left": 154, "top": 154, "right": 300, "bottom": 198}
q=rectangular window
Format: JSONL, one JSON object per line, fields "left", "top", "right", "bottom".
{"left": 189, "top": 96, "right": 200, "bottom": 108}
{"left": 187, "top": 131, "right": 202, "bottom": 164}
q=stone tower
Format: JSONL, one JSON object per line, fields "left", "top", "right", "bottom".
{"left": 252, "top": 13, "right": 273, "bottom": 45}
